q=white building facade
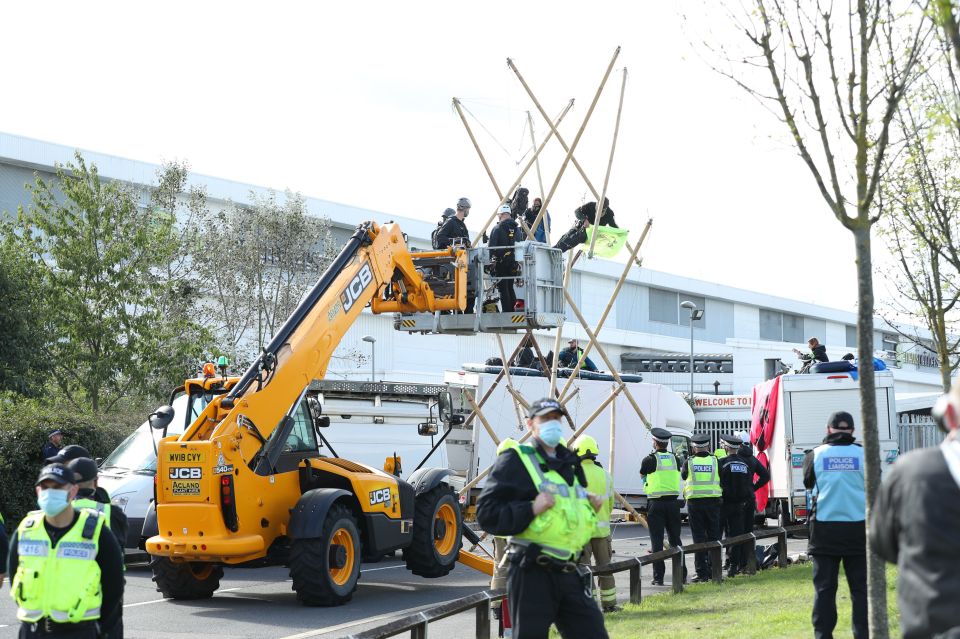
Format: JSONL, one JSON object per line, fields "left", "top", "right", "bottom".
{"left": 0, "top": 131, "right": 948, "bottom": 397}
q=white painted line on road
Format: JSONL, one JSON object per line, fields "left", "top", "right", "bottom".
{"left": 360, "top": 564, "right": 405, "bottom": 573}
{"left": 123, "top": 587, "right": 243, "bottom": 608}
{"left": 277, "top": 602, "right": 437, "bottom": 639}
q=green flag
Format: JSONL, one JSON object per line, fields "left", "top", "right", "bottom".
{"left": 584, "top": 226, "right": 628, "bottom": 258}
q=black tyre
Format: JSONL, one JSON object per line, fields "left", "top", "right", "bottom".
{"left": 403, "top": 483, "right": 462, "bottom": 578}
{"left": 289, "top": 504, "right": 361, "bottom": 606}
{"left": 150, "top": 557, "right": 223, "bottom": 599}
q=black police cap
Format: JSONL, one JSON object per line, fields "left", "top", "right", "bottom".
{"left": 720, "top": 434, "right": 743, "bottom": 447}
{"left": 67, "top": 458, "right": 99, "bottom": 483}
{"left": 46, "top": 444, "right": 91, "bottom": 464}
{"left": 651, "top": 427, "right": 672, "bottom": 443}
{"left": 691, "top": 433, "right": 711, "bottom": 447}
{"left": 36, "top": 463, "right": 76, "bottom": 487}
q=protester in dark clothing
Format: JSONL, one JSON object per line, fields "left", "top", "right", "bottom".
{"left": 554, "top": 199, "right": 617, "bottom": 253}
{"left": 736, "top": 440, "right": 770, "bottom": 572}
{"left": 430, "top": 208, "right": 457, "bottom": 249}
{"left": 514, "top": 346, "right": 536, "bottom": 369}
{"left": 870, "top": 386, "right": 960, "bottom": 639}
{"left": 435, "top": 197, "right": 474, "bottom": 313}
{"left": 524, "top": 197, "right": 551, "bottom": 243}
{"left": 489, "top": 204, "right": 519, "bottom": 313}
{"left": 558, "top": 339, "right": 598, "bottom": 372}
{"left": 803, "top": 411, "right": 867, "bottom": 639}
{"left": 795, "top": 337, "right": 829, "bottom": 373}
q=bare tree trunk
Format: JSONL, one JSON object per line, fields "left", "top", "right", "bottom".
{"left": 853, "top": 226, "right": 887, "bottom": 638}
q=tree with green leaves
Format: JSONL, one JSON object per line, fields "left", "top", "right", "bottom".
{"left": 0, "top": 240, "right": 49, "bottom": 396}
{"left": 9, "top": 153, "right": 209, "bottom": 412}
{"left": 193, "top": 191, "right": 335, "bottom": 364}
{"left": 879, "top": 79, "right": 960, "bottom": 393}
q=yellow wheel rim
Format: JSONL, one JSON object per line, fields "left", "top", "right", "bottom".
{"left": 189, "top": 563, "right": 214, "bottom": 580}
{"left": 434, "top": 503, "right": 457, "bottom": 556}
{"left": 329, "top": 528, "right": 355, "bottom": 586}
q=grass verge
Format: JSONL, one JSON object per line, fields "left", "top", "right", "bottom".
{"left": 596, "top": 563, "right": 899, "bottom": 639}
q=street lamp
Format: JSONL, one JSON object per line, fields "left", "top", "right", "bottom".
{"left": 680, "top": 301, "right": 704, "bottom": 399}
{"left": 362, "top": 335, "right": 376, "bottom": 382}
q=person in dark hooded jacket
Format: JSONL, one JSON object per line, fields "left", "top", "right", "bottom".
{"left": 795, "top": 337, "right": 829, "bottom": 373}
{"left": 735, "top": 439, "right": 769, "bottom": 572}
{"left": 554, "top": 199, "right": 617, "bottom": 253}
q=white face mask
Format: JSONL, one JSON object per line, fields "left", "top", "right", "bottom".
{"left": 537, "top": 419, "right": 564, "bottom": 448}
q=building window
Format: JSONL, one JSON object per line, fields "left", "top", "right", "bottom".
{"left": 649, "top": 288, "right": 678, "bottom": 324}
{"left": 846, "top": 325, "right": 857, "bottom": 348}
{"left": 759, "top": 309, "right": 806, "bottom": 343}
{"left": 882, "top": 334, "right": 898, "bottom": 358}
{"left": 648, "top": 289, "right": 707, "bottom": 327}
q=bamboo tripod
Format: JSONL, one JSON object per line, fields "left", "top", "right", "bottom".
{"left": 453, "top": 48, "right": 654, "bottom": 529}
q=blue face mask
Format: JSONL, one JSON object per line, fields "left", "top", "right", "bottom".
{"left": 537, "top": 419, "right": 564, "bottom": 448}
{"left": 37, "top": 488, "right": 70, "bottom": 517}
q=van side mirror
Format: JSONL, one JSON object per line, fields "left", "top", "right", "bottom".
{"left": 315, "top": 415, "right": 330, "bottom": 430}
{"left": 438, "top": 391, "right": 453, "bottom": 421}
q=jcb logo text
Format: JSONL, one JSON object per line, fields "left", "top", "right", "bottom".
{"left": 341, "top": 263, "right": 373, "bottom": 313}
{"left": 369, "top": 488, "right": 391, "bottom": 506}
{"left": 169, "top": 467, "right": 202, "bottom": 480}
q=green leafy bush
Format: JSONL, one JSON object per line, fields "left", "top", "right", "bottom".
{"left": 0, "top": 393, "right": 140, "bottom": 528}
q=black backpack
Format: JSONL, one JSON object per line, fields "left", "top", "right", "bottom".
{"left": 431, "top": 219, "right": 445, "bottom": 249}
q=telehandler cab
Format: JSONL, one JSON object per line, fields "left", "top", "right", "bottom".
{"left": 145, "top": 222, "right": 490, "bottom": 606}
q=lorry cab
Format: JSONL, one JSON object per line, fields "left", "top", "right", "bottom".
{"left": 758, "top": 370, "right": 899, "bottom": 524}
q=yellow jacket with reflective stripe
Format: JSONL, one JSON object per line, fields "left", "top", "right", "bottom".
{"left": 500, "top": 441, "right": 597, "bottom": 559}
{"left": 684, "top": 454, "right": 722, "bottom": 499}
{"left": 73, "top": 498, "right": 111, "bottom": 528}
{"left": 12, "top": 509, "right": 105, "bottom": 623}
{"left": 581, "top": 460, "right": 614, "bottom": 538}
{"left": 644, "top": 452, "right": 681, "bottom": 498}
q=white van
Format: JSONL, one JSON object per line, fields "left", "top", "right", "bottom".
{"left": 444, "top": 369, "right": 695, "bottom": 510}
{"left": 757, "top": 370, "right": 899, "bottom": 525}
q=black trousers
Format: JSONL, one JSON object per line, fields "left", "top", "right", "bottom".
{"left": 507, "top": 557, "right": 609, "bottom": 639}
{"left": 721, "top": 502, "right": 745, "bottom": 574}
{"left": 740, "top": 499, "right": 756, "bottom": 570}
{"left": 687, "top": 499, "right": 722, "bottom": 579}
{"left": 19, "top": 622, "right": 98, "bottom": 639}
{"left": 553, "top": 226, "right": 587, "bottom": 253}
{"left": 647, "top": 498, "right": 682, "bottom": 582}
{"left": 494, "top": 261, "right": 517, "bottom": 312}
{"left": 811, "top": 553, "right": 867, "bottom": 639}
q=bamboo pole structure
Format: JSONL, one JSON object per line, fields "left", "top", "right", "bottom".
{"left": 496, "top": 333, "right": 527, "bottom": 428}
{"left": 550, "top": 253, "right": 577, "bottom": 395}
{"left": 465, "top": 100, "right": 575, "bottom": 246}
{"left": 467, "top": 393, "right": 502, "bottom": 447}
{"left": 587, "top": 68, "right": 628, "bottom": 259}
{"left": 526, "top": 111, "right": 549, "bottom": 244}
{"left": 453, "top": 98, "right": 504, "bottom": 203}
{"left": 608, "top": 388, "right": 616, "bottom": 479}
{"left": 509, "top": 53, "right": 643, "bottom": 267}
{"left": 562, "top": 287, "right": 653, "bottom": 429}
{"left": 559, "top": 386, "right": 580, "bottom": 407}
{"left": 558, "top": 219, "right": 652, "bottom": 401}
{"left": 509, "top": 50, "right": 619, "bottom": 241}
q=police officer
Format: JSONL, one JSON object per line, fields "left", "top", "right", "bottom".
{"left": 735, "top": 437, "right": 769, "bottom": 574}
{"left": 681, "top": 433, "right": 722, "bottom": 582}
{"left": 45, "top": 444, "right": 91, "bottom": 465}
{"left": 8, "top": 463, "right": 124, "bottom": 639}
{"left": 68, "top": 458, "right": 129, "bottom": 554}
{"left": 573, "top": 435, "right": 618, "bottom": 612}
{"left": 40, "top": 430, "right": 64, "bottom": 461}
{"left": 717, "top": 434, "right": 751, "bottom": 577}
{"left": 803, "top": 411, "right": 867, "bottom": 639}
{"left": 489, "top": 203, "right": 519, "bottom": 313}
{"left": 639, "top": 428, "right": 683, "bottom": 586}
{"left": 476, "top": 398, "right": 608, "bottom": 639}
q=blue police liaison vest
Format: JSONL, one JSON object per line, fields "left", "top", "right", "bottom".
{"left": 812, "top": 443, "right": 866, "bottom": 522}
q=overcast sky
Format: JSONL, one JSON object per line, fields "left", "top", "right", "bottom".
{"left": 1, "top": 1, "right": 895, "bottom": 312}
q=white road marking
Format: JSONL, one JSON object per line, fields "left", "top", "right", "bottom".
{"left": 123, "top": 587, "right": 243, "bottom": 608}
{"left": 359, "top": 564, "right": 405, "bottom": 573}
{"left": 277, "top": 602, "right": 439, "bottom": 639}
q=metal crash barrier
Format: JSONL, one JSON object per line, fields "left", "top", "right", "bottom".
{"left": 347, "top": 525, "right": 806, "bottom": 639}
